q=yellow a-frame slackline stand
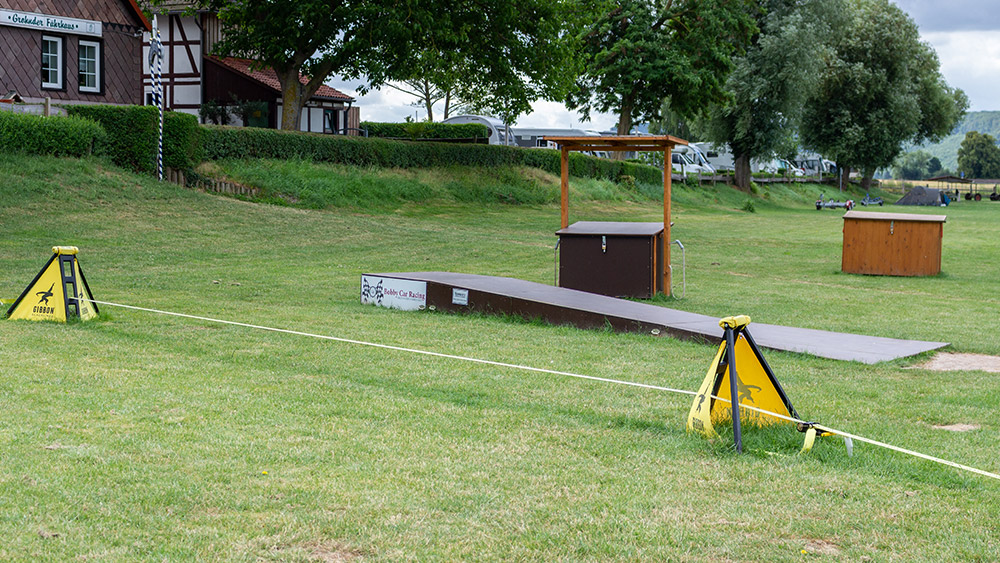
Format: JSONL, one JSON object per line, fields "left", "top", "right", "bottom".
{"left": 688, "top": 315, "right": 823, "bottom": 453}
{"left": 6, "top": 246, "right": 98, "bottom": 322}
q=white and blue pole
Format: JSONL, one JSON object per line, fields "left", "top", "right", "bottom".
{"left": 150, "top": 16, "right": 164, "bottom": 181}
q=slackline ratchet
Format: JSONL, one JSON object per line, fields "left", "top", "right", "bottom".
{"left": 78, "top": 297, "right": 1000, "bottom": 482}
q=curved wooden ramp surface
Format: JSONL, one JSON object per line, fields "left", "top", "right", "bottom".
{"left": 367, "top": 272, "right": 948, "bottom": 364}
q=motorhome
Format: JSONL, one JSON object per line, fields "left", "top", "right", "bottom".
{"left": 511, "top": 127, "right": 588, "bottom": 149}
{"left": 512, "top": 127, "right": 612, "bottom": 158}
{"left": 442, "top": 115, "right": 515, "bottom": 145}
{"left": 692, "top": 142, "right": 735, "bottom": 172}
{"left": 674, "top": 145, "right": 715, "bottom": 174}
{"left": 794, "top": 153, "right": 837, "bottom": 176}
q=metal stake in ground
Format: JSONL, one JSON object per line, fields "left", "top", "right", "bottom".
{"left": 724, "top": 320, "right": 743, "bottom": 453}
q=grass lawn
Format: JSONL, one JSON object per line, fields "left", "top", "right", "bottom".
{"left": 1, "top": 155, "right": 998, "bottom": 560}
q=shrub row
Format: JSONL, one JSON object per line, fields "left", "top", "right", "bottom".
{"left": 0, "top": 111, "right": 106, "bottom": 157}
{"left": 5, "top": 104, "right": 662, "bottom": 185}
{"left": 202, "top": 126, "right": 662, "bottom": 184}
{"left": 65, "top": 105, "right": 201, "bottom": 173}
{"left": 361, "top": 121, "right": 489, "bottom": 140}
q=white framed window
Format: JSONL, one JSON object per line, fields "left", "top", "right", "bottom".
{"left": 78, "top": 40, "right": 101, "bottom": 93}
{"left": 41, "top": 35, "right": 63, "bottom": 90}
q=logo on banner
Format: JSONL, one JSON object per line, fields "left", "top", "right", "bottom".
{"left": 360, "top": 275, "right": 427, "bottom": 311}
{"left": 361, "top": 277, "right": 384, "bottom": 305}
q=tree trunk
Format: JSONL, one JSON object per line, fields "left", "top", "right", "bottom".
{"left": 734, "top": 153, "right": 751, "bottom": 191}
{"left": 617, "top": 103, "right": 633, "bottom": 135}
{"left": 443, "top": 90, "right": 452, "bottom": 120}
{"left": 279, "top": 70, "right": 307, "bottom": 131}
{"left": 860, "top": 168, "right": 875, "bottom": 191}
{"left": 421, "top": 79, "right": 434, "bottom": 122}
{"left": 839, "top": 165, "right": 851, "bottom": 192}
{"left": 613, "top": 95, "right": 634, "bottom": 161}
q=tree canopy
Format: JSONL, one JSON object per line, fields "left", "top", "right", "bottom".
{"left": 892, "top": 150, "right": 934, "bottom": 180}
{"left": 800, "top": 0, "right": 967, "bottom": 188}
{"left": 199, "top": 0, "right": 581, "bottom": 130}
{"left": 957, "top": 131, "right": 1000, "bottom": 179}
{"left": 567, "top": 0, "right": 756, "bottom": 136}
{"left": 701, "top": 0, "right": 845, "bottom": 189}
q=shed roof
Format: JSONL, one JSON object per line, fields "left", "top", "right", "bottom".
{"left": 543, "top": 135, "right": 687, "bottom": 152}
{"left": 926, "top": 175, "right": 971, "bottom": 184}
{"left": 843, "top": 210, "right": 946, "bottom": 223}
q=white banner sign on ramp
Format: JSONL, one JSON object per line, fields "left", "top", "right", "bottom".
{"left": 360, "top": 275, "right": 427, "bottom": 311}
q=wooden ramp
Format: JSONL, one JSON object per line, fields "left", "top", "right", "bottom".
{"left": 367, "top": 272, "right": 948, "bottom": 364}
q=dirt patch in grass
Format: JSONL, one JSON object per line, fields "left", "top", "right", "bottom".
{"left": 304, "top": 541, "right": 364, "bottom": 562}
{"left": 915, "top": 353, "right": 1000, "bottom": 373}
{"left": 803, "top": 539, "right": 841, "bottom": 555}
{"left": 932, "top": 423, "right": 980, "bottom": 432}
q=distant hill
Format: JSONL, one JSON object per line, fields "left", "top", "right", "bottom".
{"left": 911, "top": 110, "right": 1000, "bottom": 171}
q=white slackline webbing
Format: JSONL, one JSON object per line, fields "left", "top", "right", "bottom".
{"left": 81, "top": 298, "right": 1000, "bottom": 482}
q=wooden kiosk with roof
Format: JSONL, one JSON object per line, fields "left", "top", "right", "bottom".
{"left": 544, "top": 135, "right": 686, "bottom": 298}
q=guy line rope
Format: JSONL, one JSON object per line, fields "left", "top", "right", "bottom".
{"left": 81, "top": 297, "right": 999, "bottom": 482}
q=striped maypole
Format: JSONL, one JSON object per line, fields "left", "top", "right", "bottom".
{"left": 150, "top": 16, "right": 164, "bottom": 181}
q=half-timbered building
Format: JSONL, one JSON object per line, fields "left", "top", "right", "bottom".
{"left": 142, "top": 3, "right": 359, "bottom": 133}
{"left": 0, "top": 0, "right": 150, "bottom": 105}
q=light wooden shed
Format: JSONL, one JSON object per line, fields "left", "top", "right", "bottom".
{"left": 842, "top": 210, "right": 946, "bottom": 276}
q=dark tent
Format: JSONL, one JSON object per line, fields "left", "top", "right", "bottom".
{"left": 895, "top": 185, "right": 948, "bottom": 206}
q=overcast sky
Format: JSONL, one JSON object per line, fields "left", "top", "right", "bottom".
{"left": 329, "top": 0, "right": 998, "bottom": 130}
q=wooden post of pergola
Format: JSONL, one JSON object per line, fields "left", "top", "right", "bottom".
{"left": 545, "top": 135, "right": 687, "bottom": 297}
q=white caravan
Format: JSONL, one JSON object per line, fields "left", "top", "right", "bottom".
{"left": 442, "top": 115, "right": 515, "bottom": 145}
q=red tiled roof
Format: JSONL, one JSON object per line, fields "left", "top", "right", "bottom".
{"left": 210, "top": 57, "right": 354, "bottom": 102}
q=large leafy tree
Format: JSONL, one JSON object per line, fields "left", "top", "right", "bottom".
{"left": 701, "top": 0, "right": 847, "bottom": 190}
{"left": 198, "top": 0, "right": 580, "bottom": 130}
{"left": 800, "top": 0, "right": 967, "bottom": 189}
{"left": 892, "top": 150, "right": 934, "bottom": 180}
{"left": 567, "top": 0, "right": 756, "bottom": 137}
{"left": 957, "top": 131, "right": 1000, "bottom": 179}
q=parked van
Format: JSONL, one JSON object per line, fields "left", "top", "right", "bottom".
{"left": 442, "top": 115, "right": 514, "bottom": 145}
{"left": 674, "top": 144, "right": 715, "bottom": 174}
{"left": 794, "top": 153, "right": 836, "bottom": 176}
{"left": 692, "top": 142, "right": 734, "bottom": 172}
{"left": 671, "top": 151, "right": 713, "bottom": 175}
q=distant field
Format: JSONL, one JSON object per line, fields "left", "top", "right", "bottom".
{"left": 1, "top": 155, "right": 998, "bottom": 561}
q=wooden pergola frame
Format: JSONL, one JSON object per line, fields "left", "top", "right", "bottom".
{"left": 544, "top": 135, "right": 688, "bottom": 294}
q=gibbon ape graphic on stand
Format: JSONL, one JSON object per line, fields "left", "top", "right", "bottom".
{"left": 6, "top": 247, "right": 98, "bottom": 322}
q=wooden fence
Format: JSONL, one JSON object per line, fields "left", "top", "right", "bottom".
{"left": 164, "top": 168, "right": 260, "bottom": 197}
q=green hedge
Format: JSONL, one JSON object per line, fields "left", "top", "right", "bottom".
{"left": 0, "top": 112, "right": 106, "bottom": 157}
{"left": 202, "top": 126, "right": 662, "bottom": 184}
{"left": 361, "top": 121, "right": 489, "bottom": 140}
{"left": 65, "top": 105, "right": 201, "bottom": 173}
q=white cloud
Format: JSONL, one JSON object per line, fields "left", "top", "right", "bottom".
{"left": 923, "top": 31, "right": 1000, "bottom": 111}
{"left": 893, "top": 0, "right": 999, "bottom": 32}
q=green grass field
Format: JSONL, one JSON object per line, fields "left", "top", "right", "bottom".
{"left": 2, "top": 154, "right": 998, "bottom": 561}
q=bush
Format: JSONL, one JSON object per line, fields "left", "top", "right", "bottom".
{"left": 65, "top": 105, "right": 201, "bottom": 173}
{"left": 0, "top": 112, "right": 106, "bottom": 157}
{"left": 163, "top": 112, "right": 202, "bottom": 170}
{"left": 361, "top": 121, "right": 490, "bottom": 140}
{"left": 201, "top": 126, "right": 665, "bottom": 185}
